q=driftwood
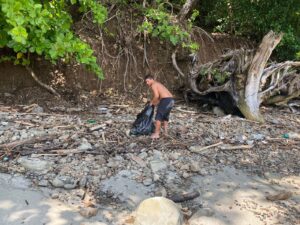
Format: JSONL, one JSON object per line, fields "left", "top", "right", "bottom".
{"left": 219, "top": 144, "right": 253, "bottom": 150}
{"left": 174, "top": 30, "right": 300, "bottom": 122}
{"left": 266, "top": 191, "right": 292, "bottom": 201}
{"left": 190, "top": 141, "right": 223, "bottom": 153}
{"left": 169, "top": 190, "right": 200, "bottom": 203}
{"left": 0, "top": 134, "right": 58, "bottom": 151}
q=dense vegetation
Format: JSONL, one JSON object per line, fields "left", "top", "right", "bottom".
{"left": 198, "top": 0, "right": 300, "bottom": 61}
{"left": 0, "top": 0, "right": 299, "bottom": 77}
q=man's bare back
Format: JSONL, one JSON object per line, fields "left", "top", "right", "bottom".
{"left": 152, "top": 81, "right": 173, "bottom": 98}
{"left": 150, "top": 81, "right": 173, "bottom": 106}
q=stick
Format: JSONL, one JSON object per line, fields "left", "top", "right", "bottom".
{"left": 50, "top": 149, "right": 85, "bottom": 154}
{"left": 101, "top": 132, "right": 106, "bottom": 144}
{"left": 14, "top": 120, "right": 36, "bottom": 127}
{"left": 190, "top": 141, "right": 223, "bottom": 153}
{"left": 175, "top": 107, "right": 197, "bottom": 114}
{"left": 219, "top": 144, "right": 253, "bottom": 150}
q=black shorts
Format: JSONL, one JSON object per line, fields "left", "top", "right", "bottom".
{"left": 155, "top": 98, "right": 175, "bottom": 122}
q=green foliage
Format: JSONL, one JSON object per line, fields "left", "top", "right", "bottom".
{"left": 200, "top": 68, "right": 230, "bottom": 84}
{"left": 0, "top": 0, "right": 107, "bottom": 78}
{"left": 203, "top": 0, "right": 300, "bottom": 60}
{"left": 139, "top": 3, "right": 199, "bottom": 52}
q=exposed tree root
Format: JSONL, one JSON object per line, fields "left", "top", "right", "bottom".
{"left": 175, "top": 30, "right": 299, "bottom": 122}
{"left": 26, "top": 67, "right": 61, "bottom": 98}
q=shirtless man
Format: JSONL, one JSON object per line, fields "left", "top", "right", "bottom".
{"left": 145, "top": 75, "right": 175, "bottom": 139}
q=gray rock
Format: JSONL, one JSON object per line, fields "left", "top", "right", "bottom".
{"left": 188, "top": 208, "right": 215, "bottom": 225}
{"left": 212, "top": 106, "right": 225, "bottom": 116}
{"left": 31, "top": 106, "right": 44, "bottom": 113}
{"left": 143, "top": 178, "right": 153, "bottom": 186}
{"left": 78, "top": 140, "right": 92, "bottom": 150}
{"left": 79, "top": 207, "right": 98, "bottom": 218}
{"left": 129, "top": 143, "right": 137, "bottom": 149}
{"left": 134, "top": 197, "right": 183, "bottom": 225}
{"left": 190, "top": 162, "right": 201, "bottom": 172}
{"left": 17, "top": 157, "right": 52, "bottom": 173}
{"left": 64, "top": 183, "right": 77, "bottom": 190}
{"left": 153, "top": 150, "right": 163, "bottom": 159}
{"left": 251, "top": 133, "right": 265, "bottom": 140}
{"left": 51, "top": 177, "right": 65, "bottom": 188}
{"left": 79, "top": 176, "right": 88, "bottom": 188}
{"left": 38, "top": 180, "right": 49, "bottom": 187}
{"left": 107, "top": 159, "right": 119, "bottom": 168}
{"left": 139, "top": 152, "right": 148, "bottom": 159}
{"left": 150, "top": 160, "right": 168, "bottom": 173}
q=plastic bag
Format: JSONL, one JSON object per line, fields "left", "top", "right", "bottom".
{"left": 130, "top": 104, "right": 155, "bottom": 135}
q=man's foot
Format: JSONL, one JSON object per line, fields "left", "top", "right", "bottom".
{"left": 151, "top": 133, "right": 160, "bottom": 139}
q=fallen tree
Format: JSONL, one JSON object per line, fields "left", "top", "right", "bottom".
{"left": 174, "top": 31, "right": 300, "bottom": 122}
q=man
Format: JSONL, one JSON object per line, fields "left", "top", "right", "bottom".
{"left": 145, "top": 75, "right": 175, "bottom": 139}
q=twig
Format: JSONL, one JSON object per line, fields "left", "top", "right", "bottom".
{"left": 190, "top": 141, "right": 223, "bottom": 153}
{"left": 101, "top": 132, "right": 106, "bottom": 144}
{"left": 219, "top": 144, "right": 253, "bottom": 150}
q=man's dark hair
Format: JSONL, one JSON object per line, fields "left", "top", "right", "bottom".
{"left": 144, "top": 75, "right": 154, "bottom": 81}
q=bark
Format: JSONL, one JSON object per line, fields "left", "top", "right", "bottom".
{"left": 178, "top": 0, "right": 197, "bottom": 22}
{"left": 183, "top": 31, "right": 300, "bottom": 122}
{"left": 237, "top": 31, "right": 283, "bottom": 122}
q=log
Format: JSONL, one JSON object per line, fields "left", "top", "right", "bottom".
{"left": 169, "top": 190, "right": 200, "bottom": 203}
{"left": 0, "top": 134, "right": 58, "bottom": 150}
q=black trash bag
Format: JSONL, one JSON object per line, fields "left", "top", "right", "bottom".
{"left": 130, "top": 104, "right": 155, "bottom": 135}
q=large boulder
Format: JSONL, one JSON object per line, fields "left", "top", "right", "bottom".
{"left": 134, "top": 197, "right": 183, "bottom": 225}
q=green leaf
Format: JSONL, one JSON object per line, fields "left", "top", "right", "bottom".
{"left": 9, "top": 26, "right": 28, "bottom": 44}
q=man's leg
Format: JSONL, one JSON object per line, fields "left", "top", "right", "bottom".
{"left": 151, "top": 120, "right": 161, "bottom": 139}
{"left": 162, "top": 121, "right": 168, "bottom": 136}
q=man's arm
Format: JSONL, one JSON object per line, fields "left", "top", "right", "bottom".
{"left": 150, "top": 84, "right": 160, "bottom": 106}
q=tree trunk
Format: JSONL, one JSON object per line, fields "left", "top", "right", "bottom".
{"left": 237, "top": 31, "right": 282, "bottom": 122}
{"left": 178, "top": 0, "right": 197, "bottom": 22}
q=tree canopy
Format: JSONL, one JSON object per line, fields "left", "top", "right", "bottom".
{"left": 198, "top": 0, "right": 300, "bottom": 60}
{"left": 0, "top": 0, "right": 107, "bottom": 78}
{"left": 0, "top": 0, "right": 299, "bottom": 78}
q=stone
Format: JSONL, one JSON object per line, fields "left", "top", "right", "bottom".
{"left": 51, "top": 177, "right": 65, "bottom": 188}
{"left": 17, "top": 157, "right": 51, "bottom": 173}
{"left": 107, "top": 159, "right": 119, "bottom": 168}
{"left": 190, "top": 162, "right": 201, "bottom": 172}
{"left": 182, "top": 172, "right": 190, "bottom": 178}
{"left": 78, "top": 140, "right": 92, "bottom": 150}
{"left": 251, "top": 133, "right": 265, "bottom": 140}
{"left": 134, "top": 197, "right": 183, "bottom": 225}
{"left": 138, "top": 152, "right": 148, "bottom": 159}
{"left": 64, "top": 183, "right": 77, "bottom": 190}
{"left": 31, "top": 106, "right": 44, "bottom": 113}
{"left": 188, "top": 208, "right": 215, "bottom": 225}
{"left": 143, "top": 178, "right": 153, "bottom": 186}
{"left": 153, "top": 150, "right": 163, "bottom": 159}
{"left": 212, "top": 106, "right": 225, "bottom": 116}
{"left": 79, "top": 176, "right": 88, "bottom": 188}
{"left": 38, "top": 180, "right": 48, "bottom": 187}
{"left": 150, "top": 160, "right": 168, "bottom": 173}
{"left": 79, "top": 207, "right": 98, "bottom": 218}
